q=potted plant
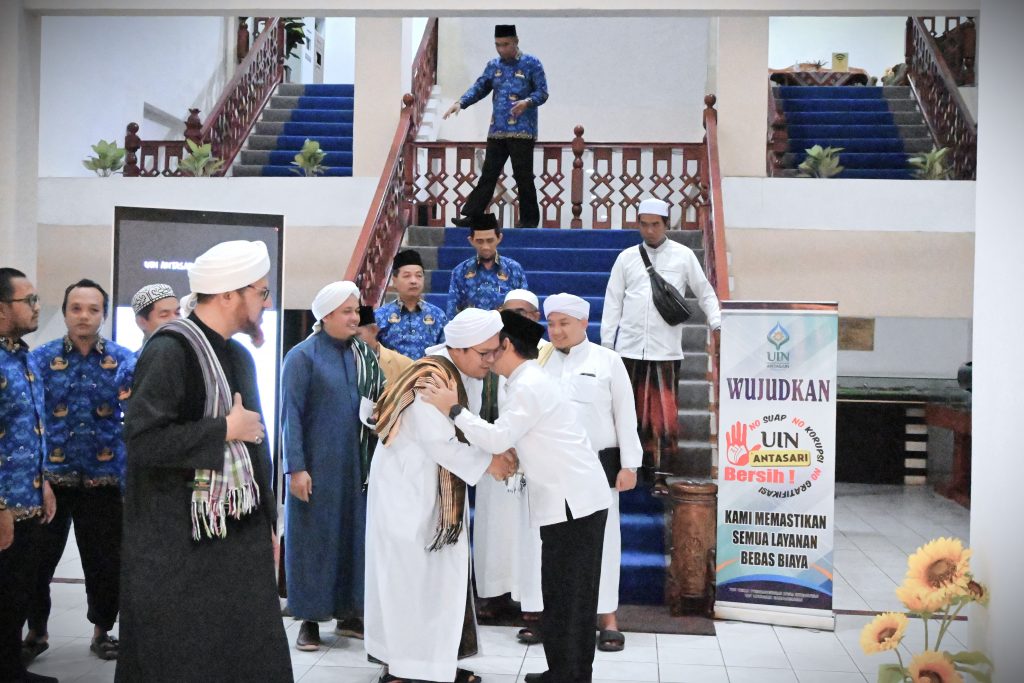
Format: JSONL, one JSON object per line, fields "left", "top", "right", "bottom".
{"left": 178, "top": 139, "right": 225, "bottom": 177}
{"left": 909, "top": 146, "right": 952, "bottom": 180}
{"left": 82, "top": 139, "right": 126, "bottom": 176}
{"left": 291, "top": 138, "right": 329, "bottom": 177}
{"left": 797, "top": 145, "right": 844, "bottom": 178}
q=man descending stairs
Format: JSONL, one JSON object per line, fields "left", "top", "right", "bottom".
{"left": 233, "top": 83, "right": 354, "bottom": 177}
{"left": 402, "top": 224, "right": 717, "bottom": 605}
{"left": 776, "top": 85, "right": 934, "bottom": 179}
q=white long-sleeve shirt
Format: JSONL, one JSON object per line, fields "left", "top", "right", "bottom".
{"left": 600, "top": 238, "right": 722, "bottom": 361}
{"left": 539, "top": 341, "right": 643, "bottom": 471}
{"left": 453, "top": 361, "right": 610, "bottom": 528}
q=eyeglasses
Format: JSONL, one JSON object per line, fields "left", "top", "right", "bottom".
{"left": 246, "top": 285, "right": 271, "bottom": 302}
{"left": 468, "top": 345, "right": 502, "bottom": 361}
{"left": 3, "top": 294, "right": 39, "bottom": 307}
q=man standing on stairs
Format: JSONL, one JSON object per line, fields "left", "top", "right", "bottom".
{"left": 540, "top": 292, "right": 642, "bottom": 654}
{"left": 446, "top": 214, "right": 528, "bottom": 319}
{"left": 444, "top": 24, "right": 548, "bottom": 229}
{"left": 375, "top": 249, "right": 448, "bottom": 361}
{"left": 601, "top": 198, "right": 721, "bottom": 494}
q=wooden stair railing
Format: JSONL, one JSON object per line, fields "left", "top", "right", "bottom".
{"left": 344, "top": 18, "right": 439, "bottom": 305}
{"left": 922, "top": 16, "right": 976, "bottom": 87}
{"left": 905, "top": 16, "right": 978, "bottom": 180}
{"left": 766, "top": 85, "right": 787, "bottom": 177}
{"left": 124, "top": 17, "right": 285, "bottom": 177}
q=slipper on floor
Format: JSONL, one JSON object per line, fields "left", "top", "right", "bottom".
{"left": 596, "top": 628, "right": 625, "bottom": 652}
{"left": 516, "top": 626, "right": 542, "bottom": 645}
{"left": 21, "top": 637, "right": 49, "bottom": 664}
{"left": 455, "top": 668, "right": 482, "bottom": 683}
{"left": 90, "top": 633, "right": 119, "bottom": 660}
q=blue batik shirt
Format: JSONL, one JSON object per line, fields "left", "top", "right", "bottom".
{"left": 375, "top": 299, "right": 448, "bottom": 361}
{"left": 32, "top": 336, "right": 135, "bottom": 489}
{"left": 446, "top": 253, "right": 529, "bottom": 319}
{"left": 460, "top": 51, "right": 548, "bottom": 140}
{"left": 0, "top": 336, "right": 46, "bottom": 520}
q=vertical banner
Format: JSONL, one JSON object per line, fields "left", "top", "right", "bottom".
{"left": 715, "top": 301, "right": 838, "bottom": 629}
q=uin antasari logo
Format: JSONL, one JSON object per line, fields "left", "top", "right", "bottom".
{"left": 766, "top": 322, "right": 791, "bottom": 369}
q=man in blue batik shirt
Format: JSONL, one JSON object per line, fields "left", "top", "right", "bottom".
{"left": 27, "top": 279, "right": 135, "bottom": 663}
{"left": 376, "top": 249, "right": 448, "bottom": 360}
{"left": 0, "top": 267, "right": 57, "bottom": 683}
{"left": 446, "top": 213, "right": 529, "bottom": 319}
{"left": 445, "top": 24, "right": 548, "bottom": 228}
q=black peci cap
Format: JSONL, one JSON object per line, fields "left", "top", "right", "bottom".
{"left": 358, "top": 305, "right": 376, "bottom": 327}
{"left": 500, "top": 309, "right": 544, "bottom": 348}
{"left": 494, "top": 24, "right": 517, "bottom": 39}
{"left": 468, "top": 213, "right": 500, "bottom": 233}
{"left": 392, "top": 249, "right": 424, "bottom": 272}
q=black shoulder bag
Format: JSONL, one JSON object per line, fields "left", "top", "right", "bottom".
{"left": 639, "top": 245, "right": 691, "bottom": 326}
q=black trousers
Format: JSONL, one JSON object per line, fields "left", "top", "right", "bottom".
{"left": 28, "top": 485, "right": 122, "bottom": 634}
{"left": 539, "top": 505, "right": 608, "bottom": 683}
{"left": 460, "top": 137, "right": 539, "bottom": 228}
{"left": 1, "top": 519, "right": 44, "bottom": 681}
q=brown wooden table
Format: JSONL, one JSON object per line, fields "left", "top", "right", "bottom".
{"left": 769, "top": 67, "right": 869, "bottom": 87}
{"left": 926, "top": 403, "right": 971, "bottom": 507}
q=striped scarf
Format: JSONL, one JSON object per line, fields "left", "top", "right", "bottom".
{"left": 374, "top": 354, "right": 469, "bottom": 551}
{"left": 161, "top": 319, "right": 260, "bottom": 541}
{"left": 351, "top": 336, "right": 386, "bottom": 486}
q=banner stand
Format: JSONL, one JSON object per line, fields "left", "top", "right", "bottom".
{"left": 714, "top": 301, "right": 838, "bottom": 630}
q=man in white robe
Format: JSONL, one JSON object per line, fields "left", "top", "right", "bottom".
{"left": 539, "top": 293, "right": 642, "bottom": 652}
{"left": 364, "top": 309, "right": 517, "bottom": 683}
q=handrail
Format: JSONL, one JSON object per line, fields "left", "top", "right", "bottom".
{"left": 409, "top": 18, "right": 439, "bottom": 134}
{"left": 905, "top": 17, "right": 977, "bottom": 180}
{"left": 124, "top": 17, "right": 285, "bottom": 177}
{"left": 766, "top": 84, "right": 787, "bottom": 177}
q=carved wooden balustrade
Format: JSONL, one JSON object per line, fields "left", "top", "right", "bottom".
{"left": 766, "top": 85, "right": 787, "bottom": 177}
{"left": 411, "top": 133, "right": 710, "bottom": 231}
{"left": 905, "top": 16, "right": 977, "bottom": 180}
{"left": 921, "top": 16, "right": 976, "bottom": 87}
{"left": 124, "top": 17, "right": 285, "bottom": 177}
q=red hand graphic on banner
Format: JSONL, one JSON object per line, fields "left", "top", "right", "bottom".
{"left": 725, "top": 421, "right": 761, "bottom": 466}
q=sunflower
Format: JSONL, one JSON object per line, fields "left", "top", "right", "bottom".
{"left": 859, "top": 612, "right": 908, "bottom": 654}
{"left": 904, "top": 537, "right": 972, "bottom": 596}
{"left": 908, "top": 650, "right": 963, "bottom": 683}
{"left": 966, "top": 578, "right": 990, "bottom": 606}
{"left": 896, "top": 581, "right": 951, "bottom": 613}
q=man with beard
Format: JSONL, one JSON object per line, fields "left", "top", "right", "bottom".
{"left": 283, "top": 281, "right": 385, "bottom": 650}
{"left": 0, "top": 267, "right": 57, "bottom": 683}
{"left": 116, "top": 240, "right": 291, "bottom": 682}
{"left": 364, "top": 308, "right": 516, "bottom": 683}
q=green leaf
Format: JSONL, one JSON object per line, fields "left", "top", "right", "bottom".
{"left": 877, "top": 663, "right": 907, "bottom": 683}
{"left": 949, "top": 651, "right": 993, "bottom": 666}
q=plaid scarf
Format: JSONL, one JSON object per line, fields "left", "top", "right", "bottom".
{"left": 351, "top": 336, "right": 386, "bottom": 486}
{"left": 161, "top": 319, "right": 261, "bottom": 541}
{"left": 374, "top": 354, "right": 469, "bottom": 551}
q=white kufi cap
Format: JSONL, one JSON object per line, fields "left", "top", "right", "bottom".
{"left": 503, "top": 289, "right": 539, "bottom": 310}
{"left": 638, "top": 197, "right": 670, "bottom": 217}
{"left": 182, "top": 240, "right": 271, "bottom": 314}
{"left": 312, "top": 281, "right": 359, "bottom": 321}
{"left": 443, "top": 308, "right": 503, "bottom": 348}
{"left": 543, "top": 292, "right": 590, "bottom": 320}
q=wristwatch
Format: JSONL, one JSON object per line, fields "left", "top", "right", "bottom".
{"left": 448, "top": 404, "right": 463, "bottom": 420}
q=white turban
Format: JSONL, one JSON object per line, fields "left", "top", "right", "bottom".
{"left": 638, "top": 198, "right": 670, "bottom": 217}
{"left": 183, "top": 240, "right": 271, "bottom": 313}
{"left": 312, "top": 281, "right": 358, "bottom": 321}
{"left": 503, "top": 289, "right": 538, "bottom": 310}
{"left": 443, "top": 308, "right": 503, "bottom": 349}
{"left": 543, "top": 292, "right": 590, "bottom": 321}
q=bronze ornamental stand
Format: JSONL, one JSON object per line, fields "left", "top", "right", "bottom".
{"left": 666, "top": 479, "right": 718, "bottom": 617}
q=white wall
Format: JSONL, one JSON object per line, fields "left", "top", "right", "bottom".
{"left": 436, "top": 17, "right": 710, "bottom": 144}
{"left": 838, "top": 317, "right": 970, "bottom": 378}
{"left": 38, "top": 16, "right": 230, "bottom": 177}
{"left": 322, "top": 18, "right": 355, "bottom": 83}
{"left": 768, "top": 16, "right": 908, "bottom": 81}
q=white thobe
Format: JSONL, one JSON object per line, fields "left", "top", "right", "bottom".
{"left": 601, "top": 239, "right": 722, "bottom": 361}
{"left": 363, "top": 348, "right": 492, "bottom": 682}
{"left": 540, "top": 341, "right": 644, "bottom": 612}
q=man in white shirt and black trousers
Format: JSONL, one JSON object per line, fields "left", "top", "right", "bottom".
{"left": 601, "top": 197, "right": 722, "bottom": 494}
{"left": 422, "top": 310, "right": 610, "bottom": 683}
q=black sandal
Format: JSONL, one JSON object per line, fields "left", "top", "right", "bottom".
{"left": 516, "top": 626, "right": 542, "bottom": 645}
{"left": 90, "top": 633, "right": 119, "bottom": 660}
{"left": 21, "top": 636, "right": 49, "bottom": 664}
{"left": 597, "top": 628, "right": 625, "bottom": 652}
{"left": 455, "top": 669, "right": 482, "bottom": 683}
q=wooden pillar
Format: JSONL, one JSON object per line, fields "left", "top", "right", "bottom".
{"left": 123, "top": 122, "right": 141, "bottom": 177}
{"left": 570, "top": 125, "right": 585, "bottom": 229}
{"left": 666, "top": 480, "right": 718, "bottom": 617}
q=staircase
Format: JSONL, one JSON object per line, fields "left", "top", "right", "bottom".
{"left": 405, "top": 225, "right": 717, "bottom": 605}
{"left": 777, "top": 85, "right": 934, "bottom": 179}
{"left": 233, "top": 83, "right": 354, "bottom": 177}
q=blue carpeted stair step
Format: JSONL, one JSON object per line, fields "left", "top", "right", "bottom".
{"left": 782, "top": 98, "right": 891, "bottom": 112}
{"left": 269, "top": 122, "right": 355, "bottom": 137}
{"left": 777, "top": 85, "right": 885, "bottom": 99}
{"left": 783, "top": 111, "right": 897, "bottom": 126}
{"left": 835, "top": 168, "right": 915, "bottom": 180}
{"left": 788, "top": 138, "right": 907, "bottom": 153}
{"left": 437, "top": 247, "right": 626, "bottom": 272}
{"left": 256, "top": 150, "right": 354, "bottom": 166}
{"left": 619, "top": 552, "right": 668, "bottom": 605}
{"left": 299, "top": 83, "right": 354, "bottom": 97}
{"left": 244, "top": 165, "right": 354, "bottom": 177}
{"left": 263, "top": 109, "right": 354, "bottom": 123}
{"left": 792, "top": 151, "right": 913, "bottom": 169}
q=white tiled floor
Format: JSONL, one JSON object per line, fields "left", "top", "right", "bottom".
{"left": 29, "top": 483, "right": 971, "bottom": 682}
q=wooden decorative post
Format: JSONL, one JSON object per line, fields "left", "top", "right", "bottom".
{"left": 236, "top": 17, "right": 250, "bottom": 64}
{"left": 666, "top": 480, "right": 719, "bottom": 617}
{"left": 184, "top": 109, "right": 203, "bottom": 147}
{"left": 123, "top": 122, "right": 141, "bottom": 177}
{"left": 570, "top": 125, "right": 585, "bottom": 229}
